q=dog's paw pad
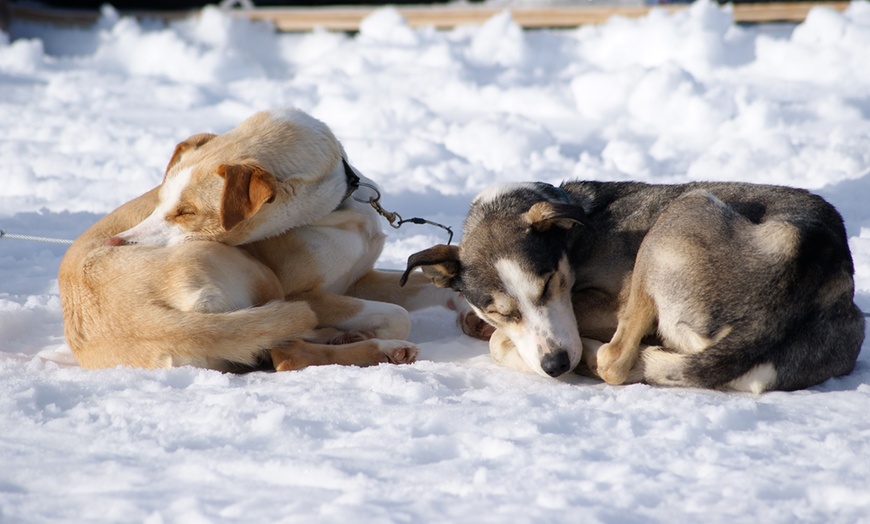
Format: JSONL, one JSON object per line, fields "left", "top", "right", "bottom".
{"left": 270, "top": 346, "right": 304, "bottom": 372}
{"left": 460, "top": 312, "right": 495, "bottom": 341}
{"left": 379, "top": 341, "right": 419, "bottom": 364}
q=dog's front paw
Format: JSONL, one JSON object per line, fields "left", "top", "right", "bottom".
{"left": 377, "top": 340, "right": 419, "bottom": 364}
{"left": 596, "top": 342, "right": 634, "bottom": 385}
{"left": 460, "top": 311, "right": 495, "bottom": 341}
{"left": 576, "top": 338, "right": 604, "bottom": 378}
{"left": 448, "top": 295, "right": 494, "bottom": 341}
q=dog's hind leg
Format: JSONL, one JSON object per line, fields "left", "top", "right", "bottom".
{"left": 348, "top": 269, "right": 453, "bottom": 311}
{"left": 269, "top": 338, "right": 418, "bottom": 371}
{"left": 293, "top": 290, "right": 412, "bottom": 341}
{"left": 595, "top": 189, "right": 749, "bottom": 386}
{"left": 605, "top": 189, "right": 849, "bottom": 392}
{"left": 157, "top": 242, "right": 319, "bottom": 370}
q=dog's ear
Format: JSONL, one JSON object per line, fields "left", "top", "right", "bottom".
{"left": 523, "top": 201, "right": 591, "bottom": 232}
{"left": 165, "top": 133, "right": 217, "bottom": 176}
{"left": 401, "top": 244, "right": 462, "bottom": 290}
{"left": 217, "top": 163, "right": 277, "bottom": 231}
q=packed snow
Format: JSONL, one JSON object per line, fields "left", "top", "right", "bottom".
{"left": 2, "top": 1, "right": 870, "bottom": 522}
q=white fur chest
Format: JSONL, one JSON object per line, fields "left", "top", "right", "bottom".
{"left": 298, "top": 199, "right": 386, "bottom": 294}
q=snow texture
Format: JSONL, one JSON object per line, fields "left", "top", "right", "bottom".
{"left": 1, "top": 2, "right": 869, "bottom": 522}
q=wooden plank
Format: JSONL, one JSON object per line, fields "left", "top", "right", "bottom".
{"left": 8, "top": 2, "right": 853, "bottom": 32}
{"left": 244, "top": 2, "right": 851, "bottom": 30}
{"left": 243, "top": 5, "right": 678, "bottom": 31}
{"left": 732, "top": 1, "right": 848, "bottom": 22}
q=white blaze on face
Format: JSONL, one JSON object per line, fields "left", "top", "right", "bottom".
{"left": 114, "top": 167, "right": 193, "bottom": 247}
{"left": 493, "top": 257, "right": 582, "bottom": 377}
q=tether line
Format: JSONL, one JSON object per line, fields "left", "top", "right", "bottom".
{"left": 0, "top": 230, "right": 74, "bottom": 245}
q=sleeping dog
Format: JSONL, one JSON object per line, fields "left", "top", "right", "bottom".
{"left": 403, "top": 181, "right": 864, "bottom": 392}
{"left": 60, "top": 108, "right": 483, "bottom": 371}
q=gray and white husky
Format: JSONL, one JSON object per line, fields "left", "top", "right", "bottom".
{"left": 403, "top": 181, "right": 864, "bottom": 392}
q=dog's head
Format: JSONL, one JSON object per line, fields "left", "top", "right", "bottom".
{"left": 402, "top": 182, "right": 591, "bottom": 378}
{"left": 108, "top": 108, "right": 347, "bottom": 247}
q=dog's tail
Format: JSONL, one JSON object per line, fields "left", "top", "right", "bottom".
{"left": 148, "top": 300, "right": 318, "bottom": 368}
{"left": 599, "top": 298, "right": 865, "bottom": 393}
{"left": 585, "top": 343, "right": 775, "bottom": 393}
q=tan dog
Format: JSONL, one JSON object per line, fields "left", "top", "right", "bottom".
{"left": 59, "top": 108, "right": 483, "bottom": 372}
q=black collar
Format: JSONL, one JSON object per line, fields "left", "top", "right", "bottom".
{"left": 341, "top": 158, "right": 360, "bottom": 203}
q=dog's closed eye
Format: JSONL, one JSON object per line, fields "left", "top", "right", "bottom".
{"left": 539, "top": 271, "right": 566, "bottom": 303}
{"left": 487, "top": 309, "right": 521, "bottom": 323}
{"left": 175, "top": 206, "right": 196, "bottom": 217}
{"left": 543, "top": 272, "right": 556, "bottom": 296}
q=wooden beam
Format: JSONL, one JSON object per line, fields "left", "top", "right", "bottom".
{"left": 242, "top": 2, "right": 851, "bottom": 30}
{"left": 8, "top": 2, "right": 852, "bottom": 32}
{"left": 243, "top": 5, "right": 671, "bottom": 31}
{"left": 731, "top": 1, "right": 849, "bottom": 22}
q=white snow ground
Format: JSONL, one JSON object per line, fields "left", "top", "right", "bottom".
{"left": 1, "top": 2, "right": 870, "bottom": 522}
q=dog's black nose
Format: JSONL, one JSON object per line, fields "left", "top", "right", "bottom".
{"left": 541, "top": 351, "right": 571, "bottom": 377}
